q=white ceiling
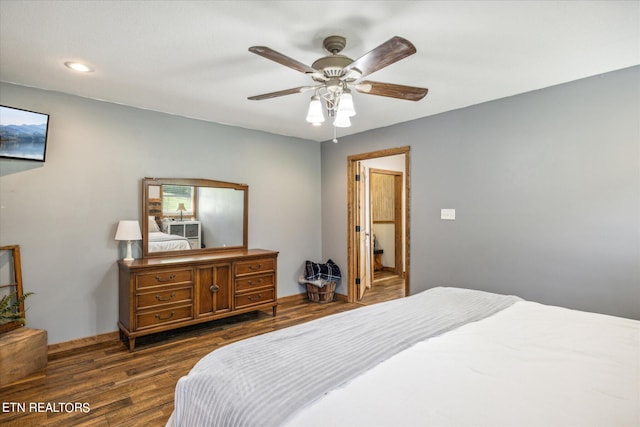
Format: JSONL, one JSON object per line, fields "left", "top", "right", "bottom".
{"left": 1, "top": 1, "right": 638, "bottom": 142}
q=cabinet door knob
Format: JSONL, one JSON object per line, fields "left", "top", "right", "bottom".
{"left": 210, "top": 285, "right": 220, "bottom": 293}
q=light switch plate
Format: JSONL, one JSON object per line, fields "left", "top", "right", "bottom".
{"left": 441, "top": 209, "right": 456, "bottom": 220}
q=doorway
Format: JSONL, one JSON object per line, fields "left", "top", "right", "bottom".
{"left": 347, "top": 146, "right": 410, "bottom": 303}
{"left": 370, "top": 168, "right": 403, "bottom": 279}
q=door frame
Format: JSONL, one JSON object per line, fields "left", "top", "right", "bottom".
{"left": 347, "top": 146, "right": 410, "bottom": 303}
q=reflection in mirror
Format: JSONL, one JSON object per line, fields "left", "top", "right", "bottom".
{"left": 142, "top": 178, "right": 248, "bottom": 258}
{"left": 199, "top": 187, "right": 245, "bottom": 248}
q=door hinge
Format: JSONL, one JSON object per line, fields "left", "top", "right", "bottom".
{"left": 355, "top": 278, "right": 361, "bottom": 285}
{"left": 355, "top": 174, "right": 361, "bottom": 182}
{"left": 355, "top": 225, "right": 361, "bottom": 232}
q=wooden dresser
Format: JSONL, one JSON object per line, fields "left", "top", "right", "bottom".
{"left": 118, "top": 248, "right": 278, "bottom": 350}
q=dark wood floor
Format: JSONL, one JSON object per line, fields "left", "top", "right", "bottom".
{"left": 0, "top": 278, "right": 404, "bottom": 427}
{"left": 364, "top": 271, "right": 405, "bottom": 304}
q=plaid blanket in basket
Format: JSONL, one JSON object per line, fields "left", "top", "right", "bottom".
{"left": 304, "top": 259, "right": 341, "bottom": 281}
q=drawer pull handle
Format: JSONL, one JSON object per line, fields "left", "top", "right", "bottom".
{"left": 155, "top": 292, "right": 176, "bottom": 302}
{"left": 155, "top": 274, "right": 176, "bottom": 283}
{"left": 247, "top": 278, "right": 263, "bottom": 285}
{"left": 248, "top": 264, "right": 263, "bottom": 271}
{"left": 210, "top": 285, "right": 220, "bottom": 293}
{"left": 247, "top": 294, "right": 263, "bottom": 302}
{"left": 155, "top": 311, "right": 175, "bottom": 320}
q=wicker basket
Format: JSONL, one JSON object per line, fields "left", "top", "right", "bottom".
{"left": 306, "top": 281, "right": 336, "bottom": 304}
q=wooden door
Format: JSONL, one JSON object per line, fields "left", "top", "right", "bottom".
{"left": 356, "top": 162, "right": 373, "bottom": 300}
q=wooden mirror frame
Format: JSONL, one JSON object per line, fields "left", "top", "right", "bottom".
{"left": 142, "top": 178, "right": 248, "bottom": 259}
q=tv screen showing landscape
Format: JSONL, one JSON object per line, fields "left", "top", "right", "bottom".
{"left": 0, "top": 105, "right": 50, "bottom": 162}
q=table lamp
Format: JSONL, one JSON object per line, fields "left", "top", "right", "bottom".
{"left": 115, "top": 220, "right": 142, "bottom": 261}
{"left": 177, "top": 203, "right": 187, "bottom": 221}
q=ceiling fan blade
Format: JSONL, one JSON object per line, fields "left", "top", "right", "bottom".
{"left": 354, "top": 81, "right": 428, "bottom": 101}
{"left": 248, "top": 86, "right": 316, "bottom": 101}
{"left": 343, "top": 36, "right": 416, "bottom": 78}
{"left": 249, "top": 46, "right": 318, "bottom": 74}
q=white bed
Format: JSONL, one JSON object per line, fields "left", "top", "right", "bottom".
{"left": 169, "top": 287, "right": 640, "bottom": 427}
{"left": 148, "top": 231, "right": 192, "bottom": 252}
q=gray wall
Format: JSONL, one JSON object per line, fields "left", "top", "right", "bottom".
{"left": 322, "top": 66, "right": 640, "bottom": 320}
{"left": 1, "top": 66, "right": 637, "bottom": 347}
{"left": 0, "top": 83, "right": 322, "bottom": 344}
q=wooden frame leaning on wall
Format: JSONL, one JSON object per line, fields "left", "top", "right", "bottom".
{"left": 0, "top": 245, "right": 25, "bottom": 334}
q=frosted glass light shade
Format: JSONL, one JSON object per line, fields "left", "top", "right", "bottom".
{"left": 333, "top": 110, "right": 351, "bottom": 128}
{"left": 305, "top": 96, "right": 325, "bottom": 124}
{"left": 337, "top": 91, "right": 356, "bottom": 117}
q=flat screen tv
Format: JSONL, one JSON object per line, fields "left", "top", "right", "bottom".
{"left": 0, "top": 105, "right": 50, "bottom": 162}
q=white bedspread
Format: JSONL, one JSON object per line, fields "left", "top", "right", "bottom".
{"left": 171, "top": 288, "right": 520, "bottom": 427}
{"left": 285, "top": 301, "right": 640, "bottom": 427}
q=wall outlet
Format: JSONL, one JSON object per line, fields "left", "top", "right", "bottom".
{"left": 441, "top": 209, "right": 456, "bottom": 220}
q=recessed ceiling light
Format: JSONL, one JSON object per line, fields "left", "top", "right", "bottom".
{"left": 64, "top": 61, "right": 93, "bottom": 73}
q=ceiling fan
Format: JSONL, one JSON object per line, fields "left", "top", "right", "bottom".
{"left": 248, "top": 35, "right": 428, "bottom": 128}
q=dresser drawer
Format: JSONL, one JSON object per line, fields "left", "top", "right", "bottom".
{"left": 136, "top": 305, "right": 193, "bottom": 330}
{"left": 136, "top": 268, "right": 193, "bottom": 289}
{"left": 235, "top": 289, "right": 275, "bottom": 309}
{"left": 235, "top": 273, "right": 274, "bottom": 292}
{"left": 136, "top": 286, "right": 193, "bottom": 310}
{"left": 235, "top": 257, "right": 275, "bottom": 276}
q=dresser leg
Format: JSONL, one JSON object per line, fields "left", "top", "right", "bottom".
{"left": 128, "top": 337, "right": 136, "bottom": 352}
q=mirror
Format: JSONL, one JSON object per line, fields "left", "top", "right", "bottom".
{"left": 142, "top": 178, "right": 248, "bottom": 258}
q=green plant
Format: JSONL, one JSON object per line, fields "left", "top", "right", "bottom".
{"left": 0, "top": 291, "right": 34, "bottom": 326}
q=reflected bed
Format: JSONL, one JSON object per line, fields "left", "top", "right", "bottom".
{"left": 147, "top": 231, "right": 191, "bottom": 252}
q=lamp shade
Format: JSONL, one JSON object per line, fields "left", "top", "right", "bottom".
{"left": 305, "top": 95, "right": 325, "bottom": 124}
{"left": 176, "top": 203, "right": 187, "bottom": 212}
{"left": 115, "top": 220, "right": 142, "bottom": 241}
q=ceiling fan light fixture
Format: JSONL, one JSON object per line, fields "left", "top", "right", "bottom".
{"left": 337, "top": 90, "right": 356, "bottom": 117}
{"left": 249, "top": 35, "right": 428, "bottom": 134}
{"left": 305, "top": 95, "right": 325, "bottom": 125}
